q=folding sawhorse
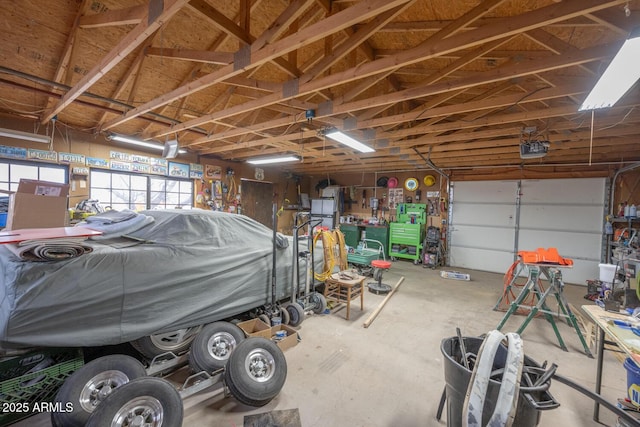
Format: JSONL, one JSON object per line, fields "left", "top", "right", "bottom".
{"left": 495, "top": 262, "right": 592, "bottom": 357}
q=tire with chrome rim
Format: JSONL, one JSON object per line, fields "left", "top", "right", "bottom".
{"left": 85, "top": 377, "right": 183, "bottom": 427}
{"left": 225, "top": 337, "right": 287, "bottom": 407}
{"left": 51, "top": 355, "right": 147, "bottom": 427}
{"left": 130, "top": 325, "right": 203, "bottom": 359}
{"left": 188, "top": 321, "right": 245, "bottom": 373}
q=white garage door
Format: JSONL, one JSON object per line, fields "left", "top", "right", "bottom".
{"left": 449, "top": 181, "right": 518, "bottom": 274}
{"left": 449, "top": 178, "right": 606, "bottom": 285}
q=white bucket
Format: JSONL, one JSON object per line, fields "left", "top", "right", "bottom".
{"left": 599, "top": 263, "right": 618, "bottom": 283}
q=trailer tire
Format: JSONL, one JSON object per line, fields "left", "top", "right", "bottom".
{"left": 130, "top": 325, "right": 202, "bottom": 359}
{"left": 280, "top": 306, "right": 290, "bottom": 325}
{"left": 85, "top": 377, "right": 183, "bottom": 427}
{"left": 51, "top": 355, "right": 146, "bottom": 427}
{"left": 225, "top": 338, "right": 287, "bottom": 407}
{"left": 309, "top": 292, "right": 327, "bottom": 314}
{"left": 285, "top": 302, "right": 305, "bottom": 327}
{"left": 189, "top": 322, "right": 245, "bottom": 373}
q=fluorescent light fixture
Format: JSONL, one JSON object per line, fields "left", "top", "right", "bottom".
{"left": 579, "top": 27, "right": 640, "bottom": 110}
{"left": 0, "top": 127, "right": 51, "bottom": 144}
{"left": 108, "top": 132, "right": 186, "bottom": 154}
{"left": 325, "top": 129, "right": 375, "bottom": 153}
{"left": 246, "top": 155, "right": 300, "bottom": 165}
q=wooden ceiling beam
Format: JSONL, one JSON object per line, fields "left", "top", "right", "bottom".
{"left": 299, "top": 3, "right": 413, "bottom": 85}
{"left": 78, "top": 4, "right": 147, "bottom": 28}
{"left": 186, "top": 0, "right": 626, "bottom": 147}
{"left": 103, "top": 0, "right": 411, "bottom": 131}
{"left": 44, "top": 0, "right": 89, "bottom": 114}
{"left": 41, "top": 0, "right": 191, "bottom": 124}
{"left": 145, "top": 47, "right": 234, "bottom": 65}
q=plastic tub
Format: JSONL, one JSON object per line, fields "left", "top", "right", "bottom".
{"left": 441, "top": 336, "right": 557, "bottom": 427}
{"left": 624, "top": 357, "right": 640, "bottom": 407}
{"left": 599, "top": 263, "right": 618, "bottom": 283}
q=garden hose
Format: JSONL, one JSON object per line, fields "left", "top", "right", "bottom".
{"left": 313, "top": 230, "right": 349, "bottom": 281}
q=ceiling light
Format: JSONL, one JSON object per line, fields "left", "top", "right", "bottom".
{"left": 579, "top": 27, "right": 640, "bottom": 110}
{"left": 325, "top": 129, "right": 375, "bottom": 153}
{"left": 0, "top": 127, "right": 51, "bottom": 144}
{"left": 107, "top": 132, "right": 186, "bottom": 154}
{"left": 246, "top": 155, "right": 300, "bottom": 165}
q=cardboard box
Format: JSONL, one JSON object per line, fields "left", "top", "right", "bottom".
{"left": 237, "top": 318, "right": 272, "bottom": 339}
{"left": 270, "top": 324, "right": 300, "bottom": 352}
{"left": 0, "top": 180, "right": 69, "bottom": 230}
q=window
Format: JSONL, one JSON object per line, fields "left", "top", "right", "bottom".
{"left": 150, "top": 177, "right": 193, "bottom": 209}
{"left": 0, "top": 160, "right": 67, "bottom": 191}
{"left": 90, "top": 170, "right": 193, "bottom": 211}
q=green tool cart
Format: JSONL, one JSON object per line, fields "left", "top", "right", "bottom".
{"left": 389, "top": 203, "right": 427, "bottom": 264}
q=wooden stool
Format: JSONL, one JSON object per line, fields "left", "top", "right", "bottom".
{"left": 324, "top": 272, "right": 366, "bottom": 320}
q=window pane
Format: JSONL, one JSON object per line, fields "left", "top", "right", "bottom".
{"left": 131, "top": 190, "right": 147, "bottom": 209}
{"left": 40, "top": 167, "right": 65, "bottom": 183}
{"left": 0, "top": 164, "right": 8, "bottom": 181}
{"left": 112, "top": 174, "right": 129, "bottom": 190}
{"left": 91, "top": 171, "right": 111, "bottom": 187}
{"left": 111, "top": 189, "right": 130, "bottom": 205}
{"left": 150, "top": 178, "right": 165, "bottom": 191}
{"left": 11, "top": 164, "right": 38, "bottom": 180}
{"left": 110, "top": 203, "right": 129, "bottom": 211}
{"left": 150, "top": 191, "right": 165, "bottom": 205}
{"left": 165, "top": 180, "right": 180, "bottom": 192}
{"left": 166, "top": 193, "right": 179, "bottom": 206}
{"left": 131, "top": 175, "right": 147, "bottom": 190}
{"left": 179, "top": 193, "right": 192, "bottom": 206}
{"left": 90, "top": 189, "right": 112, "bottom": 204}
{"left": 179, "top": 181, "right": 192, "bottom": 193}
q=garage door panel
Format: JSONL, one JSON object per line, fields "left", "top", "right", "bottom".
{"left": 549, "top": 260, "right": 594, "bottom": 286}
{"left": 451, "top": 225, "right": 514, "bottom": 252}
{"left": 519, "top": 205, "right": 602, "bottom": 231}
{"left": 452, "top": 203, "right": 516, "bottom": 227}
{"left": 518, "top": 230, "right": 600, "bottom": 260}
{"left": 453, "top": 181, "right": 516, "bottom": 203}
{"left": 449, "top": 246, "right": 514, "bottom": 273}
{"left": 521, "top": 178, "right": 605, "bottom": 204}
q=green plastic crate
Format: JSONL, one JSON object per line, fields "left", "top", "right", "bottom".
{"left": 0, "top": 348, "right": 83, "bottom": 426}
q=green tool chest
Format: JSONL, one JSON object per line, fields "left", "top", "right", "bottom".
{"left": 389, "top": 203, "right": 427, "bottom": 264}
{"left": 339, "top": 224, "right": 360, "bottom": 249}
{"left": 363, "top": 225, "right": 389, "bottom": 253}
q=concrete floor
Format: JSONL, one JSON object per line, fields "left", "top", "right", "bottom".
{"left": 17, "top": 261, "right": 630, "bottom": 426}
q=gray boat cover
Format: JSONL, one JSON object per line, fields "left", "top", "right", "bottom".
{"left": 0, "top": 209, "right": 323, "bottom": 348}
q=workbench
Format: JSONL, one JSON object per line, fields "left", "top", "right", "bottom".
{"left": 581, "top": 304, "right": 640, "bottom": 423}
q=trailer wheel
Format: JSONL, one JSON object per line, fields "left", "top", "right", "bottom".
{"left": 85, "top": 377, "right": 183, "bottom": 427}
{"left": 279, "top": 306, "right": 290, "bottom": 325}
{"left": 130, "top": 325, "right": 202, "bottom": 358}
{"left": 258, "top": 313, "right": 271, "bottom": 326}
{"left": 285, "top": 302, "right": 305, "bottom": 327}
{"left": 225, "top": 338, "right": 287, "bottom": 407}
{"left": 189, "top": 322, "right": 245, "bottom": 373}
{"left": 51, "top": 355, "right": 147, "bottom": 427}
{"left": 309, "top": 292, "right": 327, "bottom": 314}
